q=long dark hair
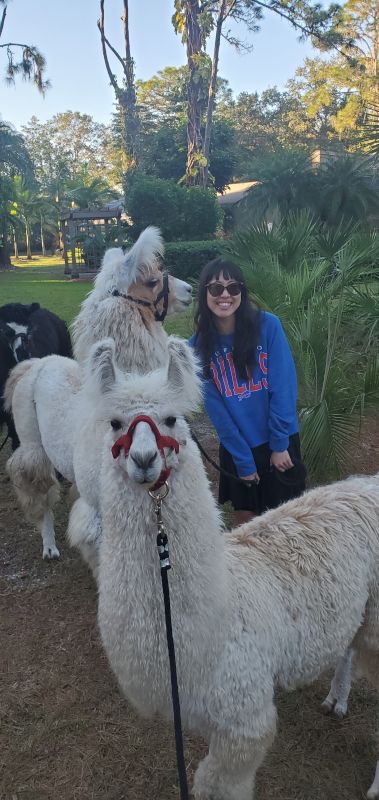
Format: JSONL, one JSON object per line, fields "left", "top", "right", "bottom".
{"left": 194, "top": 258, "right": 261, "bottom": 379}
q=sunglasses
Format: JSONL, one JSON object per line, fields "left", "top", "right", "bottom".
{"left": 206, "top": 281, "right": 242, "bottom": 298}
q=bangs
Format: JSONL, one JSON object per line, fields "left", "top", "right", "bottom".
{"left": 202, "top": 258, "right": 245, "bottom": 286}
{"left": 213, "top": 267, "right": 231, "bottom": 281}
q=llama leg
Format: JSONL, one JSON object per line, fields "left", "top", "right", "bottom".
{"left": 321, "top": 647, "right": 353, "bottom": 717}
{"left": 368, "top": 762, "right": 379, "bottom": 799}
{"left": 354, "top": 648, "right": 379, "bottom": 799}
{"left": 41, "top": 505, "right": 60, "bottom": 560}
{"left": 7, "top": 445, "right": 60, "bottom": 560}
{"left": 67, "top": 497, "right": 102, "bottom": 580}
{"left": 193, "top": 727, "right": 275, "bottom": 800}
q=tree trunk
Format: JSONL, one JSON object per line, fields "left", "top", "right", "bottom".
{"left": 25, "top": 222, "right": 32, "bottom": 259}
{"left": 203, "top": 0, "right": 226, "bottom": 186}
{"left": 0, "top": 216, "right": 11, "bottom": 268}
{"left": 40, "top": 214, "right": 46, "bottom": 256}
{"left": 13, "top": 229, "right": 19, "bottom": 259}
{"left": 185, "top": 0, "right": 206, "bottom": 185}
{"left": 98, "top": 0, "right": 139, "bottom": 168}
{"left": 120, "top": 0, "right": 139, "bottom": 166}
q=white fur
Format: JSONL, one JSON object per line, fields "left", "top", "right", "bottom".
{"left": 89, "top": 346, "right": 379, "bottom": 800}
{"left": 5, "top": 228, "right": 192, "bottom": 563}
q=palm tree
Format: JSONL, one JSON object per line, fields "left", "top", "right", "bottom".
{"left": 12, "top": 176, "right": 43, "bottom": 259}
{"left": 357, "top": 105, "right": 379, "bottom": 155}
{"left": 0, "top": 119, "right": 34, "bottom": 177}
{"left": 240, "top": 150, "right": 379, "bottom": 228}
{"left": 314, "top": 155, "right": 379, "bottom": 225}
{"left": 63, "top": 176, "right": 117, "bottom": 210}
{"left": 238, "top": 150, "right": 314, "bottom": 227}
{"left": 0, "top": 120, "right": 34, "bottom": 267}
{"left": 230, "top": 211, "right": 379, "bottom": 482}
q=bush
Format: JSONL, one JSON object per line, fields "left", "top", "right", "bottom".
{"left": 164, "top": 239, "right": 228, "bottom": 281}
{"left": 124, "top": 173, "right": 219, "bottom": 242}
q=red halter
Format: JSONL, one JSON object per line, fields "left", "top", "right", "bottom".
{"left": 111, "top": 415, "right": 180, "bottom": 491}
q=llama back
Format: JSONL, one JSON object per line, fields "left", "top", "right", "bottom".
{"left": 3, "top": 359, "right": 36, "bottom": 412}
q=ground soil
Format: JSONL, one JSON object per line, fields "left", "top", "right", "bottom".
{"left": 0, "top": 416, "right": 378, "bottom": 800}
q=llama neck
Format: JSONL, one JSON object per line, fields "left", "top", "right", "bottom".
{"left": 73, "top": 296, "right": 168, "bottom": 371}
{"left": 99, "top": 441, "right": 228, "bottom": 720}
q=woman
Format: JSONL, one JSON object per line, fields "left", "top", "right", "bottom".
{"left": 190, "top": 257, "right": 306, "bottom": 525}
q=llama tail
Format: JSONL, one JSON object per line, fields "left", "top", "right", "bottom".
{"left": 3, "top": 359, "right": 37, "bottom": 412}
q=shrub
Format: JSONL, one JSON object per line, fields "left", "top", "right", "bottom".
{"left": 124, "top": 173, "right": 218, "bottom": 241}
{"left": 164, "top": 239, "right": 228, "bottom": 281}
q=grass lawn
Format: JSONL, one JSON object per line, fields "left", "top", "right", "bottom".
{"left": 0, "top": 257, "right": 194, "bottom": 336}
{"left": 0, "top": 259, "right": 92, "bottom": 327}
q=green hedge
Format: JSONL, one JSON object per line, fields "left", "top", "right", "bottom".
{"left": 164, "top": 239, "right": 228, "bottom": 281}
{"left": 124, "top": 174, "right": 219, "bottom": 242}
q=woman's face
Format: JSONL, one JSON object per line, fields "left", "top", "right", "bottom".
{"left": 206, "top": 271, "right": 242, "bottom": 321}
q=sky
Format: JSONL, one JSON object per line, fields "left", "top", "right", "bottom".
{"left": 1, "top": 0, "right": 318, "bottom": 131}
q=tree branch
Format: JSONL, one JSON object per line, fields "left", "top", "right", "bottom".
{"left": 0, "top": 4, "right": 6, "bottom": 39}
{"left": 0, "top": 41, "right": 42, "bottom": 49}
{"left": 97, "top": 0, "right": 119, "bottom": 94}
{"left": 102, "top": 31, "right": 126, "bottom": 71}
{"left": 251, "top": 0, "right": 354, "bottom": 61}
{"left": 222, "top": 0, "right": 238, "bottom": 22}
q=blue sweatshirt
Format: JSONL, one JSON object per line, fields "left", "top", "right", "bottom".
{"left": 189, "top": 312, "right": 299, "bottom": 477}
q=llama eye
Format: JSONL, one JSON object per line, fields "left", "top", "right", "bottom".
{"left": 165, "top": 416, "right": 176, "bottom": 428}
{"left": 110, "top": 419, "right": 122, "bottom": 431}
{"left": 146, "top": 278, "right": 159, "bottom": 288}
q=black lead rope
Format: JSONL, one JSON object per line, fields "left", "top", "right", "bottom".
{"left": 0, "top": 432, "right": 10, "bottom": 453}
{"left": 149, "top": 484, "right": 189, "bottom": 800}
{"left": 189, "top": 428, "right": 253, "bottom": 487}
{"left": 111, "top": 270, "right": 170, "bottom": 323}
{"left": 189, "top": 429, "right": 306, "bottom": 489}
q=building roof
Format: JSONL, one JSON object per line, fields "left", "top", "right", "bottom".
{"left": 217, "top": 181, "right": 258, "bottom": 206}
{"left": 60, "top": 206, "right": 122, "bottom": 222}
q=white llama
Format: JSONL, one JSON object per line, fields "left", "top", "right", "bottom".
{"left": 5, "top": 227, "right": 191, "bottom": 564}
{"left": 86, "top": 337, "right": 379, "bottom": 800}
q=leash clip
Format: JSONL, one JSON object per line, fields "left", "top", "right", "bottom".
{"left": 149, "top": 483, "right": 171, "bottom": 571}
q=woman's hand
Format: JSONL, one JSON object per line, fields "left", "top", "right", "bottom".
{"left": 241, "top": 471, "right": 260, "bottom": 484}
{"left": 271, "top": 450, "right": 294, "bottom": 472}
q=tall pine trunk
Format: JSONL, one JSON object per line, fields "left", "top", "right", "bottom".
{"left": 203, "top": 0, "right": 226, "bottom": 186}
{"left": 185, "top": 0, "right": 206, "bottom": 185}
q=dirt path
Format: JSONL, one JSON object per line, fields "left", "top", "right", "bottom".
{"left": 0, "top": 418, "right": 378, "bottom": 800}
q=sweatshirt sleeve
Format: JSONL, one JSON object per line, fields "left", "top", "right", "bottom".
{"left": 203, "top": 376, "right": 257, "bottom": 476}
{"left": 266, "top": 316, "right": 298, "bottom": 452}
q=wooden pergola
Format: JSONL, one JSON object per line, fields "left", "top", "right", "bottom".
{"left": 60, "top": 207, "right": 122, "bottom": 278}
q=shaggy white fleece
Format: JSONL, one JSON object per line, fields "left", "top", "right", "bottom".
{"left": 5, "top": 228, "right": 191, "bottom": 563}
{"left": 86, "top": 340, "right": 379, "bottom": 800}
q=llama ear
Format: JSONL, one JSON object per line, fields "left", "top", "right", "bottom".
{"left": 166, "top": 349, "right": 185, "bottom": 392}
{"left": 89, "top": 338, "right": 117, "bottom": 394}
{"left": 165, "top": 337, "right": 202, "bottom": 414}
{"left": 167, "top": 337, "right": 200, "bottom": 378}
{"left": 123, "top": 226, "right": 164, "bottom": 284}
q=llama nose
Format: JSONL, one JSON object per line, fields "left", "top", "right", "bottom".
{"left": 130, "top": 451, "right": 158, "bottom": 471}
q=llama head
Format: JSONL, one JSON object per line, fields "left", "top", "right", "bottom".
{"left": 87, "top": 336, "right": 201, "bottom": 489}
{"left": 91, "top": 227, "right": 192, "bottom": 316}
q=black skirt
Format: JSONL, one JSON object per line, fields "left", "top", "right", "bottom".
{"left": 218, "top": 433, "right": 306, "bottom": 515}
